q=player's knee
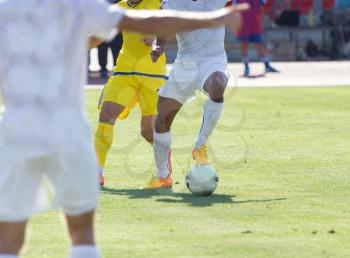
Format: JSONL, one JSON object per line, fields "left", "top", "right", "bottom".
{"left": 206, "top": 73, "right": 227, "bottom": 102}
{"left": 99, "top": 108, "right": 116, "bottom": 123}
{"left": 141, "top": 129, "right": 153, "bottom": 143}
{"left": 99, "top": 102, "right": 122, "bottom": 124}
{"left": 209, "top": 84, "right": 226, "bottom": 102}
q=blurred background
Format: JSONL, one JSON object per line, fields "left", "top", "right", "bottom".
{"left": 89, "top": 0, "right": 350, "bottom": 76}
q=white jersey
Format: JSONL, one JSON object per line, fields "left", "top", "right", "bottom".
{"left": 163, "top": 0, "right": 228, "bottom": 64}
{"left": 0, "top": 0, "right": 124, "bottom": 157}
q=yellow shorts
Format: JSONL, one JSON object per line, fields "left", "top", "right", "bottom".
{"left": 98, "top": 72, "right": 168, "bottom": 119}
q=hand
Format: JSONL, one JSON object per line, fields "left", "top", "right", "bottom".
{"left": 140, "top": 37, "right": 154, "bottom": 47}
{"left": 150, "top": 45, "right": 164, "bottom": 63}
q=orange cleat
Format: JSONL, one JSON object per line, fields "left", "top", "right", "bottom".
{"left": 141, "top": 148, "right": 173, "bottom": 191}
{"left": 142, "top": 176, "right": 173, "bottom": 189}
{"left": 192, "top": 144, "right": 210, "bottom": 164}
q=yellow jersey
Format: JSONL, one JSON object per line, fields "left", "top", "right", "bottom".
{"left": 114, "top": 0, "right": 166, "bottom": 76}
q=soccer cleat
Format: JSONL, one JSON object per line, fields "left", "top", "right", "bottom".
{"left": 192, "top": 144, "right": 210, "bottom": 164}
{"left": 142, "top": 149, "right": 173, "bottom": 190}
{"left": 99, "top": 174, "right": 105, "bottom": 187}
{"left": 142, "top": 176, "right": 173, "bottom": 189}
{"left": 265, "top": 64, "right": 279, "bottom": 73}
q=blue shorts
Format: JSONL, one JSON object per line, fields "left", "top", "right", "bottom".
{"left": 237, "top": 34, "right": 263, "bottom": 44}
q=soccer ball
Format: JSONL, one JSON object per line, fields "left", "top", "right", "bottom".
{"left": 186, "top": 164, "right": 218, "bottom": 196}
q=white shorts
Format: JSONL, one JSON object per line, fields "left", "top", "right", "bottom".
{"left": 0, "top": 145, "right": 99, "bottom": 222}
{"left": 159, "top": 61, "right": 230, "bottom": 104}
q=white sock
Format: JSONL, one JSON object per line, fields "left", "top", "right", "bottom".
{"left": 195, "top": 99, "right": 223, "bottom": 149}
{"left": 153, "top": 131, "right": 172, "bottom": 179}
{"left": 0, "top": 255, "right": 18, "bottom": 258}
{"left": 69, "top": 245, "right": 100, "bottom": 258}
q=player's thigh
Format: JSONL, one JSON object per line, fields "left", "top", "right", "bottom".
{"left": 0, "top": 156, "right": 43, "bottom": 222}
{"left": 98, "top": 75, "right": 138, "bottom": 121}
{"left": 159, "top": 65, "right": 198, "bottom": 104}
{"left": 138, "top": 77, "right": 165, "bottom": 117}
{"left": 47, "top": 147, "right": 99, "bottom": 217}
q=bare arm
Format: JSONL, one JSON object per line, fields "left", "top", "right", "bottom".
{"left": 117, "top": 4, "right": 249, "bottom": 37}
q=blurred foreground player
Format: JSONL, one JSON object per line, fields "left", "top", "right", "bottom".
{"left": 0, "top": 0, "right": 246, "bottom": 257}
{"left": 230, "top": 0, "right": 278, "bottom": 77}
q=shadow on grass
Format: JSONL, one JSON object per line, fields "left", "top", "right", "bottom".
{"left": 101, "top": 187, "right": 287, "bottom": 207}
{"left": 239, "top": 73, "right": 266, "bottom": 79}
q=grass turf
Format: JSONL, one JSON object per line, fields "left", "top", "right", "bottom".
{"left": 20, "top": 86, "right": 350, "bottom": 258}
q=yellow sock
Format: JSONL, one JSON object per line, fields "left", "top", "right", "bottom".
{"left": 94, "top": 122, "right": 114, "bottom": 171}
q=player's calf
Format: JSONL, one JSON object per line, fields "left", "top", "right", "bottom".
{"left": 66, "top": 211, "right": 98, "bottom": 258}
{"left": 66, "top": 211, "right": 95, "bottom": 245}
{"left": 155, "top": 97, "right": 182, "bottom": 133}
{"left": 140, "top": 115, "right": 157, "bottom": 144}
{"left": 141, "top": 129, "right": 153, "bottom": 143}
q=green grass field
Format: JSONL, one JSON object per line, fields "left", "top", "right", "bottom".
{"left": 21, "top": 86, "right": 350, "bottom": 258}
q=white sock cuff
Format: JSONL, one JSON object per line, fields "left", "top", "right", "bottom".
{"left": 69, "top": 245, "right": 100, "bottom": 258}
{"left": 206, "top": 99, "right": 224, "bottom": 111}
{"left": 154, "top": 131, "right": 172, "bottom": 143}
{"left": 0, "top": 255, "right": 18, "bottom": 258}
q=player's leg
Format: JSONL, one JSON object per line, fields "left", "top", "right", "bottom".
{"left": 97, "top": 42, "right": 109, "bottom": 78}
{"left": 140, "top": 115, "right": 156, "bottom": 144}
{"left": 142, "top": 96, "right": 182, "bottom": 189}
{"left": 47, "top": 149, "right": 100, "bottom": 258}
{"left": 138, "top": 77, "right": 173, "bottom": 188}
{"left": 66, "top": 212, "right": 99, "bottom": 258}
{"left": 0, "top": 222, "right": 26, "bottom": 256}
{"left": 0, "top": 158, "right": 43, "bottom": 257}
{"left": 138, "top": 81, "right": 159, "bottom": 144}
{"left": 253, "top": 41, "right": 279, "bottom": 73}
{"left": 138, "top": 75, "right": 172, "bottom": 144}
{"left": 240, "top": 41, "right": 250, "bottom": 77}
{"left": 193, "top": 71, "right": 228, "bottom": 164}
{"left": 95, "top": 101, "right": 124, "bottom": 185}
{"left": 94, "top": 75, "right": 137, "bottom": 185}
{"left": 110, "top": 33, "right": 123, "bottom": 65}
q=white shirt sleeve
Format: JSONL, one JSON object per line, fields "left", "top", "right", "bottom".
{"left": 80, "top": 0, "right": 125, "bottom": 41}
